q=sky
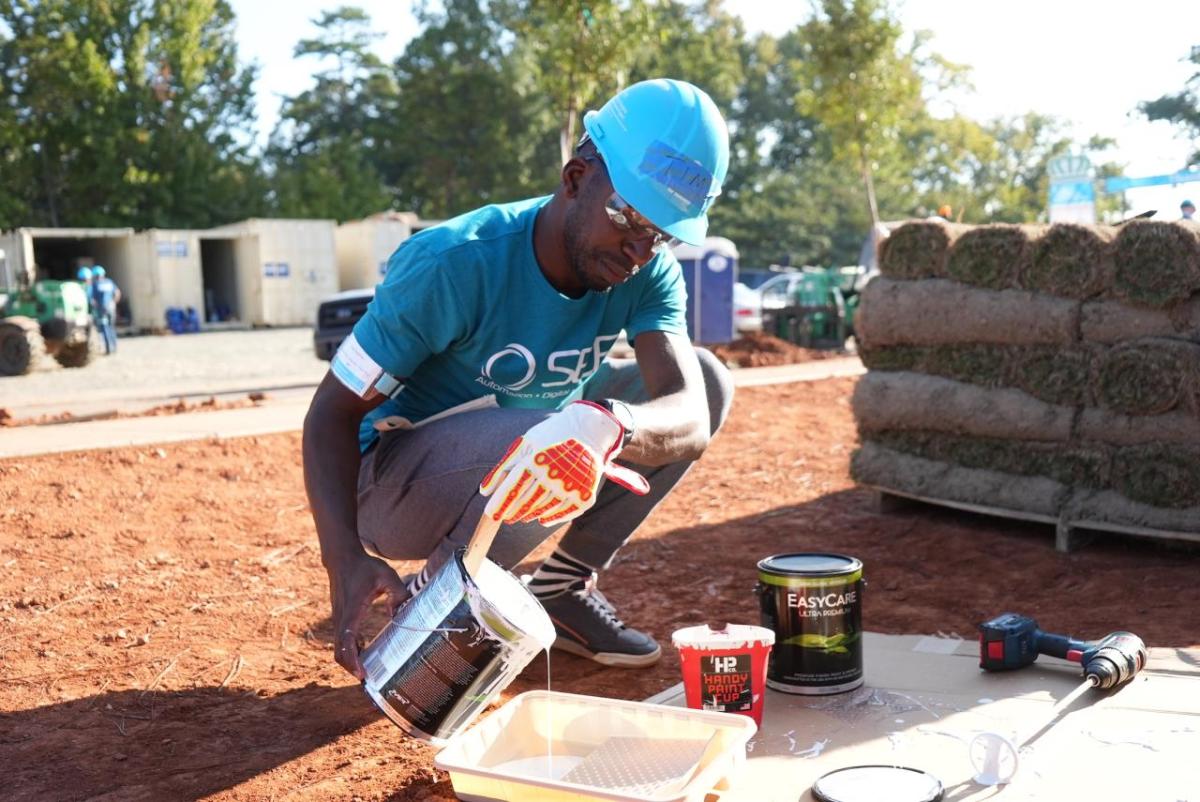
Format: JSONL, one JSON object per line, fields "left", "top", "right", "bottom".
{"left": 229, "top": 0, "right": 1200, "bottom": 219}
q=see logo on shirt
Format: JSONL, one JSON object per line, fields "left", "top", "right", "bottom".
{"left": 477, "top": 334, "right": 620, "bottom": 398}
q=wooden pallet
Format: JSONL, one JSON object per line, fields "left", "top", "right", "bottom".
{"left": 871, "top": 486, "right": 1200, "bottom": 553}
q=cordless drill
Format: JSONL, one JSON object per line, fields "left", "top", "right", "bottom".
{"left": 978, "top": 612, "right": 1148, "bottom": 689}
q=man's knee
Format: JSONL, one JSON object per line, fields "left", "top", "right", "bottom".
{"left": 695, "top": 347, "right": 734, "bottom": 436}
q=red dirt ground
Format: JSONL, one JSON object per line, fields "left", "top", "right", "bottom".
{"left": 2, "top": 377, "right": 1197, "bottom": 801}
{"left": 707, "top": 333, "right": 837, "bottom": 367}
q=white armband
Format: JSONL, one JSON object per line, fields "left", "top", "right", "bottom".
{"left": 331, "top": 333, "right": 405, "bottom": 399}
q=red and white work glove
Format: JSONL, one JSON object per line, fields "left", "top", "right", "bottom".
{"left": 479, "top": 401, "right": 649, "bottom": 526}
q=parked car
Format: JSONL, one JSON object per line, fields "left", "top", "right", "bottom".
{"left": 733, "top": 281, "right": 762, "bottom": 333}
{"left": 737, "top": 266, "right": 797, "bottom": 291}
{"left": 313, "top": 287, "right": 374, "bottom": 360}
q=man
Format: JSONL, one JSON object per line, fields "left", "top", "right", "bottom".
{"left": 304, "top": 78, "right": 734, "bottom": 680}
{"left": 1182, "top": 199, "right": 1195, "bottom": 221}
{"left": 90, "top": 266, "right": 121, "bottom": 354}
{"left": 77, "top": 266, "right": 100, "bottom": 343}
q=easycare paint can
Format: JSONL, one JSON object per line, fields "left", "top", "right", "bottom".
{"left": 360, "top": 548, "right": 556, "bottom": 745}
{"left": 757, "top": 553, "right": 864, "bottom": 695}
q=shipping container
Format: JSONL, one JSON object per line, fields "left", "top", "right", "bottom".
{"left": 335, "top": 213, "right": 418, "bottom": 290}
{"left": 202, "top": 219, "right": 338, "bottom": 326}
{"left": 3, "top": 227, "right": 137, "bottom": 324}
{"left": 124, "top": 230, "right": 205, "bottom": 330}
{"left": 0, "top": 230, "right": 20, "bottom": 286}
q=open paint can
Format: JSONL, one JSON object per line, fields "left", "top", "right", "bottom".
{"left": 757, "top": 553, "right": 864, "bottom": 695}
{"left": 360, "top": 548, "right": 555, "bottom": 745}
{"left": 672, "top": 623, "right": 774, "bottom": 726}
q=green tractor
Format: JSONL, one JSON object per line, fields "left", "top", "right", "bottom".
{"left": 0, "top": 249, "right": 98, "bottom": 376}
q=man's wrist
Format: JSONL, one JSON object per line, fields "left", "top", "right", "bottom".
{"left": 319, "top": 538, "right": 370, "bottom": 571}
{"left": 596, "top": 398, "right": 636, "bottom": 449}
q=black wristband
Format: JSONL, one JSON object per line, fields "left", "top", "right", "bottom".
{"left": 596, "top": 398, "right": 635, "bottom": 449}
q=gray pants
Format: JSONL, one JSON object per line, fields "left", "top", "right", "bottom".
{"left": 357, "top": 348, "right": 734, "bottom": 575}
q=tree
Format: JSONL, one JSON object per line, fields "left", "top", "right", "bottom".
{"left": 382, "top": 0, "right": 553, "bottom": 218}
{"left": 793, "top": 0, "right": 923, "bottom": 226}
{"left": 629, "top": 0, "right": 745, "bottom": 111}
{"left": 0, "top": 0, "right": 265, "bottom": 229}
{"left": 267, "top": 6, "right": 395, "bottom": 220}
{"left": 500, "top": 0, "right": 654, "bottom": 165}
{"left": 1140, "top": 46, "right": 1200, "bottom": 167}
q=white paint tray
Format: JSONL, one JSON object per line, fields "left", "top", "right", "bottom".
{"left": 434, "top": 690, "right": 758, "bottom": 802}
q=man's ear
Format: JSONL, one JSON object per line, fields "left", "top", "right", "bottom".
{"left": 561, "top": 157, "right": 589, "bottom": 199}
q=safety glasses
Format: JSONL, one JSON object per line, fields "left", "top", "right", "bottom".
{"left": 583, "top": 154, "right": 679, "bottom": 251}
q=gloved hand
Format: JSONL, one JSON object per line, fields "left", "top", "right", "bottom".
{"left": 480, "top": 401, "right": 649, "bottom": 526}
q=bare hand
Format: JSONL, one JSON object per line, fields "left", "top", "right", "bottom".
{"left": 326, "top": 553, "right": 410, "bottom": 680}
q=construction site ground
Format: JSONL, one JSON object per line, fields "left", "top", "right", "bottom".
{"left": 2, "top": 333, "right": 1198, "bottom": 801}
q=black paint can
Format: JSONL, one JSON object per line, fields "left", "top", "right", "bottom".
{"left": 757, "top": 553, "right": 864, "bottom": 695}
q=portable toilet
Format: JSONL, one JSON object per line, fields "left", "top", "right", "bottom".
{"left": 672, "top": 237, "right": 738, "bottom": 344}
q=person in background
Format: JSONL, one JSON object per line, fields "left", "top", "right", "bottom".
{"left": 1181, "top": 199, "right": 1195, "bottom": 221}
{"left": 91, "top": 266, "right": 121, "bottom": 354}
{"left": 76, "top": 266, "right": 98, "bottom": 329}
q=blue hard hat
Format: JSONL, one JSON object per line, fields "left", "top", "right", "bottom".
{"left": 1182, "top": 200, "right": 1195, "bottom": 208}
{"left": 76, "top": 266, "right": 93, "bottom": 280}
{"left": 583, "top": 79, "right": 729, "bottom": 246}
{"left": 93, "top": 265, "right": 106, "bottom": 277}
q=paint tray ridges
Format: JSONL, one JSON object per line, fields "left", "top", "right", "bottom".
{"left": 561, "top": 735, "right": 714, "bottom": 798}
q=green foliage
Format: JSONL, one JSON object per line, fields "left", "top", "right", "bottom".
{"left": 1140, "top": 46, "right": 1200, "bottom": 166}
{"left": 630, "top": 0, "right": 745, "bottom": 110}
{"left": 266, "top": 5, "right": 394, "bottom": 220}
{"left": 383, "top": 0, "right": 555, "bottom": 218}
{"left": 498, "top": 0, "right": 654, "bottom": 165}
{"left": 0, "top": 0, "right": 265, "bottom": 229}
{"left": 793, "top": 0, "right": 922, "bottom": 223}
{"left": 0, "top": 1, "right": 1145, "bottom": 269}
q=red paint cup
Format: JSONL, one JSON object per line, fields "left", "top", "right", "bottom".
{"left": 672, "top": 623, "right": 775, "bottom": 727}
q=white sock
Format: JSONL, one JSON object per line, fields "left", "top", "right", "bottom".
{"left": 528, "top": 549, "right": 596, "bottom": 599}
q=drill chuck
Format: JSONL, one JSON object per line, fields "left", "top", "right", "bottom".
{"left": 1083, "top": 631, "right": 1148, "bottom": 689}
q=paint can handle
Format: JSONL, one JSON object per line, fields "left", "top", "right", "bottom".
{"left": 464, "top": 512, "right": 500, "bottom": 578}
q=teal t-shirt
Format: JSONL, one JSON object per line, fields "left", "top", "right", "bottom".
{"left": 351, "top": 196, "right": 688, "bottom": 450}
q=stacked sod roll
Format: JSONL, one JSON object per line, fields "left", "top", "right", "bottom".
{"left": 851, "top": 219, "right": 1200, "bottom": 537}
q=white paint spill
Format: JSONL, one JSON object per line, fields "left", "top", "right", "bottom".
{"left": 889, "top": 691, "right": 942, "bottom": 720}
{"left": 916, "top": 727, "right": 970, "bottom": 745}
{"left": 887, "top": 731, "right": 905, "bottom": 751}
{"left": 793, "top": 739, "right": 830, "bottom": 759}
{"left": 977, "top": 697, "right": 995, "bottom": 704}
{"left": 1083, "top": 730, "right": 1161, "bottom": 752}
{"left": 783, "top": 729, "right": 796, "bottom": 752}
{"left": 894, "top": 718, "right": 905, "bottom": 724}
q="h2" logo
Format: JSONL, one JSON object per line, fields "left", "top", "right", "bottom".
{"left": 712, "top": 656, "right": 738, "bottom": 673}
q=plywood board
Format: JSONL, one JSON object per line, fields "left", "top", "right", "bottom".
{"left": 651, "top": 633, "right": 1198, "bottom": 801}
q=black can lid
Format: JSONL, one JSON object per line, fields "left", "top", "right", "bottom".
{"left": 757, "top": 552, "right": 862, "bottom": 577}
{"left": 812, "top": 765, "right": 943, "bottom": 802}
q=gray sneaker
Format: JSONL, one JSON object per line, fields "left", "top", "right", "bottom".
{"left": 538, "top": 575, "right": 662, "bottom": 668}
